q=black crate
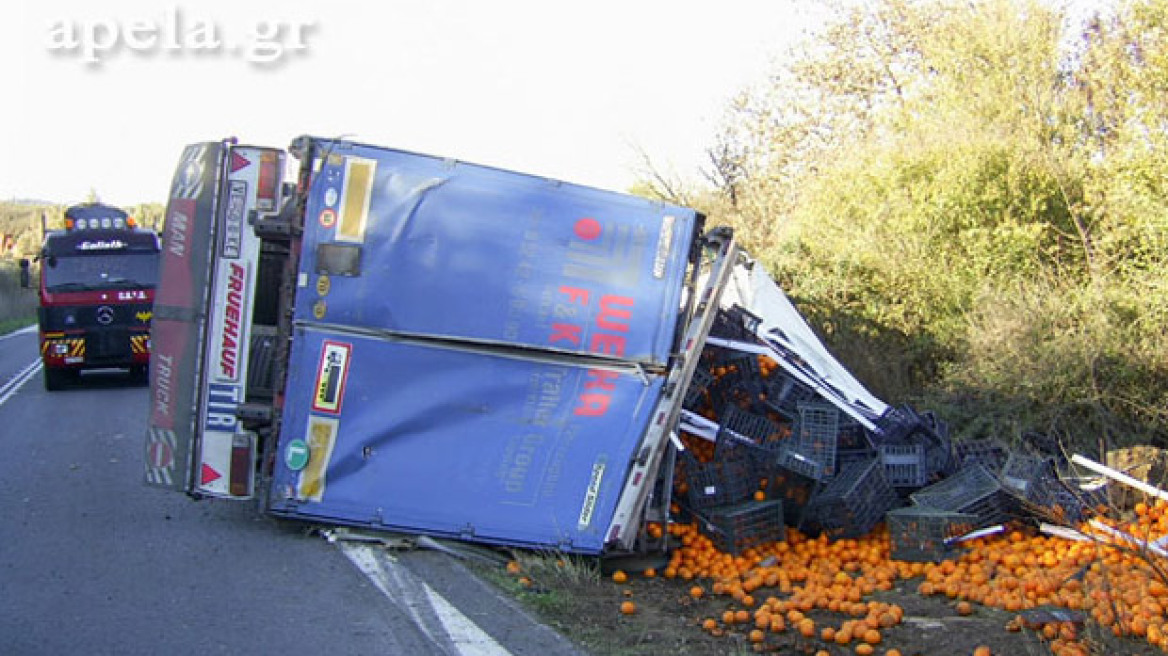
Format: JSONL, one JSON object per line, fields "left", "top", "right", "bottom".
{"left": 763, "top": 373, "right": 820, "bottom": 416}
{"left": 954, "top": 438, "right": 1010, "bottom": 473}
{"left": 1000, "top": 452, "right": 1057, "bottom": 502}
{"left": 710, "top": 305, "right": 762, "bottom": 341}
{"left": 837, "top": 446, "right": 878, "bottom": 475}
{"left": 683, "top": 368, "right": 715, "bottom": 411}
{"left": 719, "top": 405, "right": 784, "bottom": 451}
{"left": 776, "top": 443, "right": 829, "bottom": 480}
{"left": 880, "top": 443, "right": 928, "bottom": 488}
{"left": 923, "top": 430, "right": 955, "bottom": 480}
{"left": 887, "top": 506, "right": 977, "bottom": 562}
{"left": 909, "top": 464, "right": 1017, "bottom": 528}
{"left": 681, "top": 450, "right": 758, "bottom": 510}
{"left": 701, "top": 500, "right": 785, "bottom": 555}
{"left": 806, "top": 458, "right": 899, "bottom": 539}
{"left": 769, "top": 467, "right": 818, "bottom": 527}
{"left": 795, "top": 402, "right": 840, "bottom": 477}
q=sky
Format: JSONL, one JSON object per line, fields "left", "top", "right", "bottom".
{"left": 1, "top": 0, "right": 827, "bottom": 206}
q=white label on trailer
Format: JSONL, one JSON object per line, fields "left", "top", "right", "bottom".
{"left": 312, "top": 340, "right": 351, "bottom": 414}
{"left": 221, "top": 181, "right": 247, "bottom": 259}
{"left": 577, "top": 459, "right": 607, "bottom": 530}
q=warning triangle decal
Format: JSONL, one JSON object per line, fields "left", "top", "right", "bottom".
{"left": 230, "top": 151, "right": 251, "bottom": 173}
{"left": 201, "top": 463, "right": 222, "bottom": 485}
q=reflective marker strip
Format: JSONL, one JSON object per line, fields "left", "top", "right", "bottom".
{"left": 336, "top": 157, "right": 376, "bottom": 243}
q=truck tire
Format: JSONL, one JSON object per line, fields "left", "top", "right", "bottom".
{"left": 43, "top": 367, "right": 71, "bottom": 391}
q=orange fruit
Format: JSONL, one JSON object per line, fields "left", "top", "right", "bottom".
{"left": 619, "top": 600, "right": 636, "bottom": 615}
{"left": 611, "top": 570, "right": 628, "bottom": 583}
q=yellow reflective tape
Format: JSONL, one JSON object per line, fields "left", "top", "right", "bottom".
{"left": 336, "top": 157, "right": 376, "bottom": 243}
{"left": 297, "top": 415, "right": 339, "bottom": 502}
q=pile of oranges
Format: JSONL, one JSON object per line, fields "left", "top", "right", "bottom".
{"left": 642, "top": 498, "right": 1168, "bottom": 655}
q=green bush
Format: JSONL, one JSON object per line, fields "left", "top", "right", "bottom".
{"left": 0, "top": 259, "right": 37, "bottom": 335}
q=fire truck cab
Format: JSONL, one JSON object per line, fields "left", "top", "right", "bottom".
{"left": 30, "top": 202, "right": 161, "bottom": 390}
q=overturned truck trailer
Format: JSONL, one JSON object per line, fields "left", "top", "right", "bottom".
{"left": 144, "top": 136, "right": 910, "bottom": 556}
{"left": 144, "top": 136, "right": 744, "bottom": 555}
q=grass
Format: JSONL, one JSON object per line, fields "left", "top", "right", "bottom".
{"left": 0, "top": 260, "right": 36, "bottom": 336}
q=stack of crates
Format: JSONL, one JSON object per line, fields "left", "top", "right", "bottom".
{"left": 702, "top": 500, "right": 786, "bottom": 555}
{"left": 886, "top": 506, "right": 976, "bottom": 562}
{"left": 806, "top": 458, "right": 899, "bottom": 539}
{"left": 909, "top": 464, "right": 1017, "bottom": 528}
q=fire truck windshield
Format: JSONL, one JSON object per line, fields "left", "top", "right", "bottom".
{"left": 44, "top": 250, "right": 160, "bottom": 292}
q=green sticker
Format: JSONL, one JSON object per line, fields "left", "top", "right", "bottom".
{"left": 285, "top": 439, "right": 310, "bottom": 471}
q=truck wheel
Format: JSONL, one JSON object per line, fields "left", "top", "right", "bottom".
{"left": 44, "top": 367, "right": 71, "bottom": 391}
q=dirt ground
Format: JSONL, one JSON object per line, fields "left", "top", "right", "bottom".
{"left": 477, "top": 551, "right": 1165, "bottom": 656}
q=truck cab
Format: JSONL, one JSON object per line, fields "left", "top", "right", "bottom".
{"left": 33, "top": 203, "right": 161, "bottom": 390}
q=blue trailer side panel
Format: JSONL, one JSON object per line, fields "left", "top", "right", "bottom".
{"left": 296, "top": 140, "right": 698, "bottom": 366}
{"left": 268, "top": 329, "right": 663, "bottom": 553}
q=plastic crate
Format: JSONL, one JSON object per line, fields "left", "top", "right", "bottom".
{"left": 795, "top": 402, "right": 840, "bottom": 477}
{"left": 683, "top": 368, "right": 715, "bottom": 411}
{"left": 710, "top": 305, "right": 762, "bottom": 341}
{"left": 681, "top": 450, "right": 758, "bottom": 510}
{"left": 806, "top": 458, "right": 899, "bottom": 539}
{"left": 763, "top": 373, "right": 820, "bottom": 416}
{"left": 719, "top": 406, "right": 784, "bottom": 451}
{"left": 769, "top": 467, "right": 818, "bottom": 527}
{"left": 954, "top": 438, "right": 1010, "bottom": 473}
{"left": 923, "top": 430, "right": 955, "bottom": 480}
{"left": 713, "top": 427, "right": 774, "bottom": 480}
{"left": 776, "top": 444, "right": 827, "bottom": 481}
{"left": 837, "top": 417, "right": 874, "bottom": 451}
{"left": 1000, "top": 452, "right": 1058, "bottom": 507}
{"left": 909, "top": 464, "right": 1017, "bottom": 528}
{"left": 837, "top": 446, "right": 877, "bottom": 476}
{"left": 701, "top": 500, "right": 785, "bottom": 555}
{"left": 887, "top": 506, "right": 977, "bottom": 562}
{"left": 880, "top": 443, "right": 928, "bottom": 488}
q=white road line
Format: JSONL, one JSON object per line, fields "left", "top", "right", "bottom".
{"left": 0, "top": 360, "right": 42, "bottom": 407}
{"left": 0, "top": 324, "right": 36, "bottom": 341}
{"left": 340, "top": 542, "right": 511, "bottom": 656}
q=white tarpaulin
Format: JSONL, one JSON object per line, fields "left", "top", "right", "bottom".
{"left": 714, "top": 257, "right": 890, "bottom": 432}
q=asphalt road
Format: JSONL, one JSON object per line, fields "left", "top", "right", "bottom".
{"left": 0, "top": 328, "right": 584, "bottom": 656}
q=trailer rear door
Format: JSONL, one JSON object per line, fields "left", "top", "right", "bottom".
{"left": 267, "top": 138, "right": 702, "bottom": 553}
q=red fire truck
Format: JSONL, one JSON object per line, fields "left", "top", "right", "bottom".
{"left": 24, "top": 202, "right": 161, "bottom": 390}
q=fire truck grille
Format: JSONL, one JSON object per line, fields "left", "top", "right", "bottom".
{"left": 86, "top": 328, "right": 132, "bottom": 362}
